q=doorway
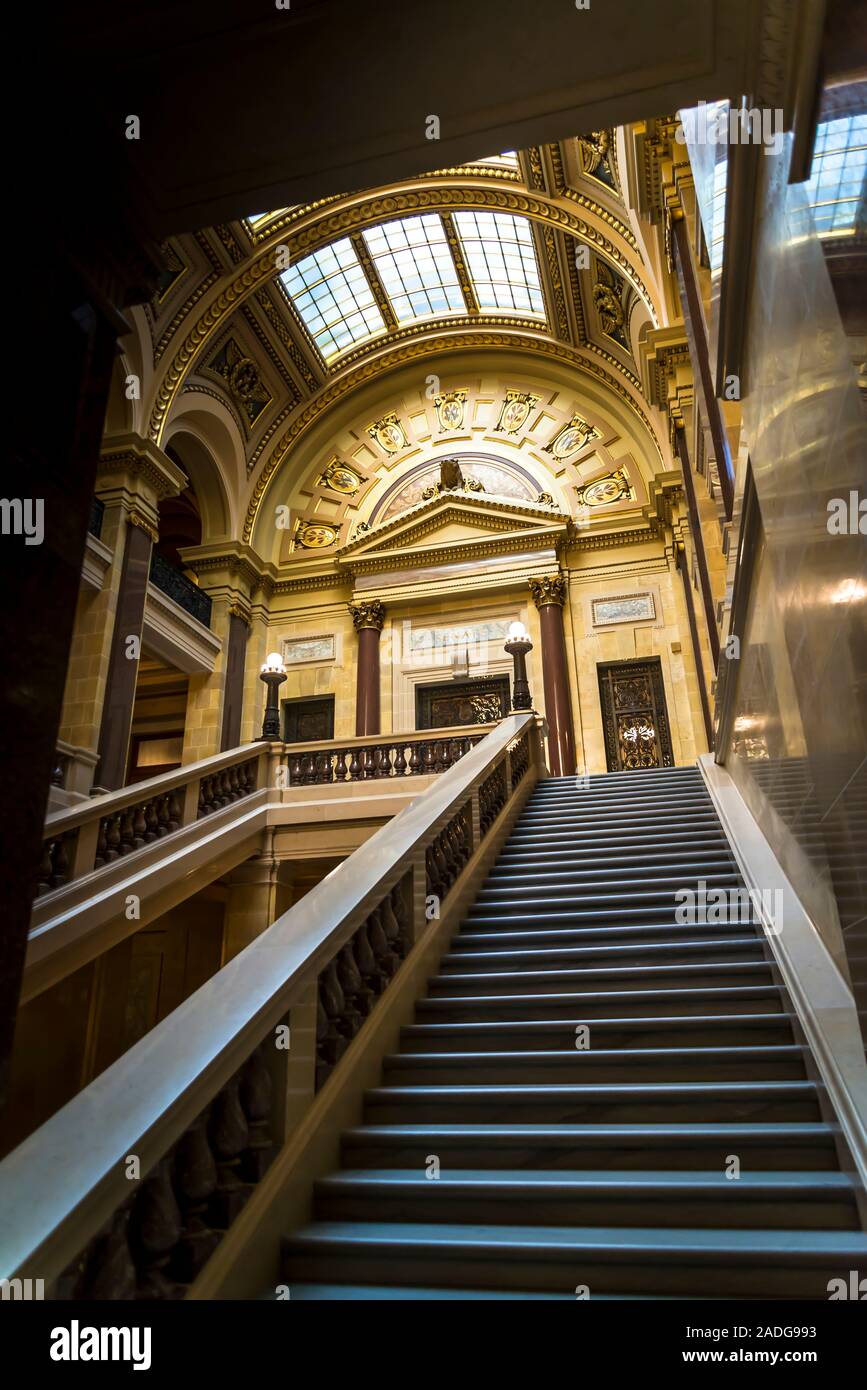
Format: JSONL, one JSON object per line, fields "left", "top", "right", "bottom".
{"left": 282, "top": 695, "right": 335, "bottom": 743}
{"left": 415, "top": 676, "right": 511, "bottom": 730}
{"left": 597, "top": 658, "right": 674, "bottom": 771}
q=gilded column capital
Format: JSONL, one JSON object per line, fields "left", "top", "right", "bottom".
{"left": 227, "top": 601, "right": 252, "bottom": 625}
{"left": 349, "top": 599, "right": 386, "bottom": 632}
{"left": 127, "top": 510, "right": 159, "bottom": 544}
{"left": 529, "top": 574, "right": 567, "bottom": 609}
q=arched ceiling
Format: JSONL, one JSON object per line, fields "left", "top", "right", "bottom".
{"left": 122, "top": 136, "right": 674, "bottom": 554}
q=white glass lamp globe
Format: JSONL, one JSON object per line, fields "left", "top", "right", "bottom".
{"left": 261, "top": 652, "right": 285, "bottom": 673}
{"left": 508, "top": 621, "right": 528, "bottom": 642}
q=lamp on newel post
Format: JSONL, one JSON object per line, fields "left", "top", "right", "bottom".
{"left": 259, "top": 651, "right": 287, "bottom": 740}
{"left": 504, "top": 621, "right": 533, "bottom": 711}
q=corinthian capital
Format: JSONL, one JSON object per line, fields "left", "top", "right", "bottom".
{"left": 529, "top": 574, "right": 567, "bottom": 609}
{"left": 349, "top": 599, "right": 386, "bottom": 632}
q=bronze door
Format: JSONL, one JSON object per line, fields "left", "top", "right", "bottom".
{"left": 597, "top": 659, "right": 674, "bottom": 771}
{"left": 283, "top": 696, "right": 335, "bottom": 742}
{"left": 416, "top": 676, "right": 510, "bottom": 730}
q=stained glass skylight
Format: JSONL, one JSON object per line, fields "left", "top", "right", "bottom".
{"left": 803, "top": 115, "right": 867, "bottom": 235}
{"left": 362, "top": 215, "right": 465, "bottom": 321}
{"left": 280, "top": 238, "right": 386, "bottom": 359}
{"left": 452, "top": 211, "right": 545, "bottom": 315}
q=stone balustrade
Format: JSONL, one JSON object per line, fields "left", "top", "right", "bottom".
{"left": 3, "top": 714, "right": 542, "bottom": 1300}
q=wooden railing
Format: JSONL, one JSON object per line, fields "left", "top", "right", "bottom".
{"left": 1, "top": 714, "right": 541, "bottom": 1298}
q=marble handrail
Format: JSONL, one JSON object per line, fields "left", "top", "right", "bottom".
{"left": 0, "top": 713, "right": 538, "bottom": 1295}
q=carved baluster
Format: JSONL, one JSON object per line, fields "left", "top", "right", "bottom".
{"left": 408, "top": 743, "right": 422, "bottom": 775}
{"left": 105, "top": 813, "right": 122, "bottom": 860}
{"left": 389, "top": 882, "right": 411, "bottom": 957}
{"left": 171, "top": 1118, "right": 220, "bottom": 1283}
{"left": 288, "top": 752, "right": 303, "bottom": 784}
{"left": 362, "top": 747, "right": 376, "bottom": 780}
{"left": 350, "top": 921, "right": 381, "bottom": 1003}
{"left": 167, "top": 790, "right": 182, "bottom": 833}
{"left": 50, "top": 834, "right": 71, "bottom": 889}
{"left": 239, "top": 1045, "right": 275, "bottom": 1183}
{"left": 198, "top": 779, "right": 209, "bottom": 817}
{"left": 433, "top": 831, "right": 451, "bottom": 891}
{"left": 375, "top": 745, "right": 390, "bottom": 778}
{"left": 316, "top": 752, "right": 331, "bottom": 784}
{"left": 82, "top": 1206, "right": 138, "bottom": 1300}
{"left": 300, "top": 752, "right": 314, "bottom": 785}
{"left": 348, "top": 748, "right": 362, "bottom": 781}
{"left": 36, "top": 839, "right": 53, "bottom": 895}
{"left": 130, "top": 803, "right": 148, "bottom": 850}
{"left": 440, "top": 741, "right": 453, "bottom": 771}
{"left": 393, "top": 743, "right": 407, "bottom": 776}
{"left": 119, "top": 808, "right": 136, "bottom": 856}
{"left": 368, "top": 904, "right": 399, "bottom": 979}
{"left": 336, "top": 942, "right": 367, "bottom": 1030}
{"left": 423, "top": 743, "right": 436, "bottom": 775}
{"left": 94, "top": 818, "right": 109, "bottom": 868}
{"left": 144, "top": 800, "right": 160, "bottom": 842}
{"left": 425, "top": 844, "right": 441, "bottom": 899}
{"left": 128, "top": 1157, "right": 182, "bottom": 1300}
{"left": 335, "top": 749, "right": 348, "bottom": 783}
{"left": 208, "top": 1076, "right": 251, "bottom": 1228}
{"left": 155, "top": 795, "right": 170, "bottom": 837}
{"left": 317, "top": 962, "right": 349, "bottom": 1085}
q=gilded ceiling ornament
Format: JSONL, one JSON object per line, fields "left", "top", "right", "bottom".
{"left": 349, "top": 599, "right": 386, "bottom": 632}
{"left": 206, "top": 336, "right": 272, "bottom": 429}
{"left": 420, "top": 458, "right": 486, "bottom": 500}
{"left": 536, "top": 492, "right": 556, "bottom": 507}
{"left": 316, "top": 457, "right": 362, "bottom": 495}
{"left": 496, "top": 391, "right": 540, "bottom": 434}
{"left": 434, "top": 390, "right": 467, "bottom": 432}
{"left": 578, "top": 131, "right": 616, "bottom": 189}
{"left": 294, "top": 520, "right": 339, "bottom": 549}
{"left": 529, "top": 574, "right": 568, "bottom": 608}
{"left": 367, "top": 412, "right": 408, "bottom": 454}
{"left": 576, "top": 468, "right": 634, "bottom": 508}
{"left": 545, "top": 413, "right": 600, "bottom": 460}
{"left": 592, "top": 282, "right": 625, "bottom": 338}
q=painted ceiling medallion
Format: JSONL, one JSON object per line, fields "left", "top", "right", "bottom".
{"left": 294, "top": 520, "right": 339, "bottom": 549}
{"left": 576, "top": 467, "right": 634, "bottom": 508}
{"left": 368, "top": 412, "right": 408, "bottom": 454}
{"left": 546, "top": 413, "right": 600, "bottom": 460}
{"left": 316, "top": 457, "right": 361, "bottom": 495}
{"left": 496, "top": 391, "right": 540, "bottom": 434}
{"left": 434, "top": 390, "right": 467, "bottom": 431}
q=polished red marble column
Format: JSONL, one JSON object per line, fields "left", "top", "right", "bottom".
{"left": 530, "top": 575, "right": 576, "bottom": 777}
{"left": 96, "top": 513, "right": 156, "bottom": 789}
{"left": 350, "top": 599, "right": 385, "bottom": 736}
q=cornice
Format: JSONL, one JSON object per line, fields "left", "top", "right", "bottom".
{"left": 337, "top": 489, "right": 569, "bottom": 559}
{"left": 241, "top": 332, "right": 665, "bottom": 543}
{"left": 97, "top": 432, "right": 187, "bottom": 502}
{"left": 148, "top": 183, "right": 659, "bottom": 443}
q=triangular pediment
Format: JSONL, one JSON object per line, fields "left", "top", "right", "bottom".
{"left": 336, "top": 489, "right": 569, "bottom": 574}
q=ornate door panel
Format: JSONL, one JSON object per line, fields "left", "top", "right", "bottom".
{"left": 283, "top": 696, "right": 335, "bottom": 742}
{"left": 416, "top": 676, "right": 510, "bottom": 730}
{"left": 597, "top": 659, "right": 674, "bottom": 772}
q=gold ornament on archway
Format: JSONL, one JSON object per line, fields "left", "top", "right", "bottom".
{"left": 434, "top": 391, "right": 467, "bottom": 432}
{"left": 294, "top": 520, "right": 339, "bottom": 549}
{"left": 496, "top": 391, "right": 540, "bottom": 434}
{"left": 545, "top": 413, "right": 599, "bottom": 460}
{"left": 368, "top": 412, "right": 408, "bottom": 454}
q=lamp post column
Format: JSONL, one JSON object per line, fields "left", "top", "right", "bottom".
{"left": 529, "top": 574, "right": 576, "bottom": 777}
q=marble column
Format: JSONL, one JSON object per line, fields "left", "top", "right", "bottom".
{"left": 529, "top": 575, "right": 576, "bottom": 777}
{"left": 220, "top": 605, "right": 250, "bottom": 751}
{"left": 349, "top": 599, "right": 385, "bottom": 736}
{"left": 96, "top": 511, "right": 158, "bottom": 790}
